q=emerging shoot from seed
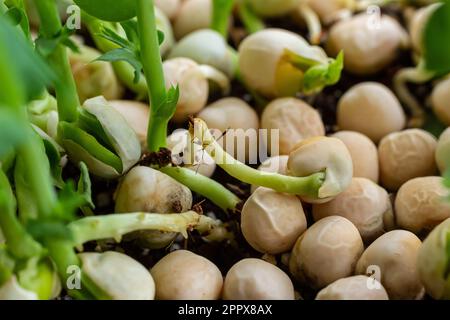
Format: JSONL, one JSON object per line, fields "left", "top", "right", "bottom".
{"left": 238, "top": 29, "right": 343, "bottom": 99}
{"left": 190, "top": 118, "right": 328, "bottom": 199}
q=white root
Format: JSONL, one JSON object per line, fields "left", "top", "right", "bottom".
{"left": 297, "top": 4, "right": 322, "bottom": 45}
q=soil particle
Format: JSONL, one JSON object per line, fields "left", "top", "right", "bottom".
{"left": 140, "top": 148, "right": 173, "bottom": 167}
{"left": 171, "top": 199, "right": 183, "bottom": 213}
{"left": 192, "top": 200, "right": 205, "bottom": 215}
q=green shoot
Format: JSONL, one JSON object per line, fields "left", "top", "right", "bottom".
{"left": 212, "top": 0, "right": 235, "bottom": 38}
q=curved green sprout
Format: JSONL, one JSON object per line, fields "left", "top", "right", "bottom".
{"left": 394, "top": 1, "right": 450, "bottom": 127}
{"left": 68, "top": 211, "right": 225, "bottom": 250}
{"left": 189, "top": 118, "right": 326, "bottom": 199}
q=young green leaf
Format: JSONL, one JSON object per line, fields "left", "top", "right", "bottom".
{"left": 73, "top": 0, "right": 137, "bottom": 22}
{"left": 96, "top": 24, "right": 165, "bottom": 84}
{"left": 96, "top": 48, "right": 143, "bottom": 83}
{"left": 120, "top": 20, "right": 140, "bottom": 45}
{"left": 26, "top": 179, "right": 87, "bottom": 240}
{"left": 158, "top": 30, "right": 165, "bottom": 46}
{"left": 97, "top": 25, "right": 134, "bottom": 50}
{"left": 54, "top": 180, "right": 88, "bottom": 221}
{"left": 118, "top": 19, "right": 165, "bottom": 46}
{"left": 154, "top": 85, "right": 180, "bottom": 120}
{"left": 58, "top": 122, "right": 123, "bottom": 173}
{"left": 77, "top": 108, "right": 116, "bottom": 152}
{"left": 4, "top": 6, "right": 30, "bottom": 39}
{"left": 303, "top": 51, "right": 344, "bottom": 94}
{"left": 423, "top": 0, "right": 450, "bottom": 76}
{"left": 35, "top": 24, "right": 79, "bottom": 58}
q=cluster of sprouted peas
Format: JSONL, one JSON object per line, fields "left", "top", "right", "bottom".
{"left": 1, "top": 0, "right": 450, "bottom": 301}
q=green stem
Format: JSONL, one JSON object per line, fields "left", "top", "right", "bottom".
{"left": 219, "top": 161, "right": 324, "bottom": 197}
{"left": 43, "top": 240, "right": 92, "bottom": 299}
{"left": 0, "top": 170, "right": 42, "bottom": 260}
{"left": 191, "top": 119, "right": 326, "bottom": 198}
{"left": 136, "top": 0, "right": 168, "bottom": 152}
{"left": 68, "top": 211, "right": 221, "bottom": 248}
{"left": 159, "top": 166, "right": 241, "bottom": 212}
{"left": 146, "top": 116, "right": 169, "bottom": 152}
{"left": 0, "top": 9, "right": 93, "bottom": 300}
{"left": 16, "top": 131, "right": 57, "bottom": 219}
{"left": 0, "top": 37, "right": 24, "bottom": 109}
{"left": 237, "top": 1, "right": 265, "bottom": 34}
{"left": 0, "top": 247, "right": 15, "bottom": 286}
{"left": 0, "top": 24, "right": 56, "bottom": 219}
{"left": 212, "top": 0, "right": 235, "bottom": 38}
{"left": 35, "top": 0, "right": 79, "bottom": 123}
